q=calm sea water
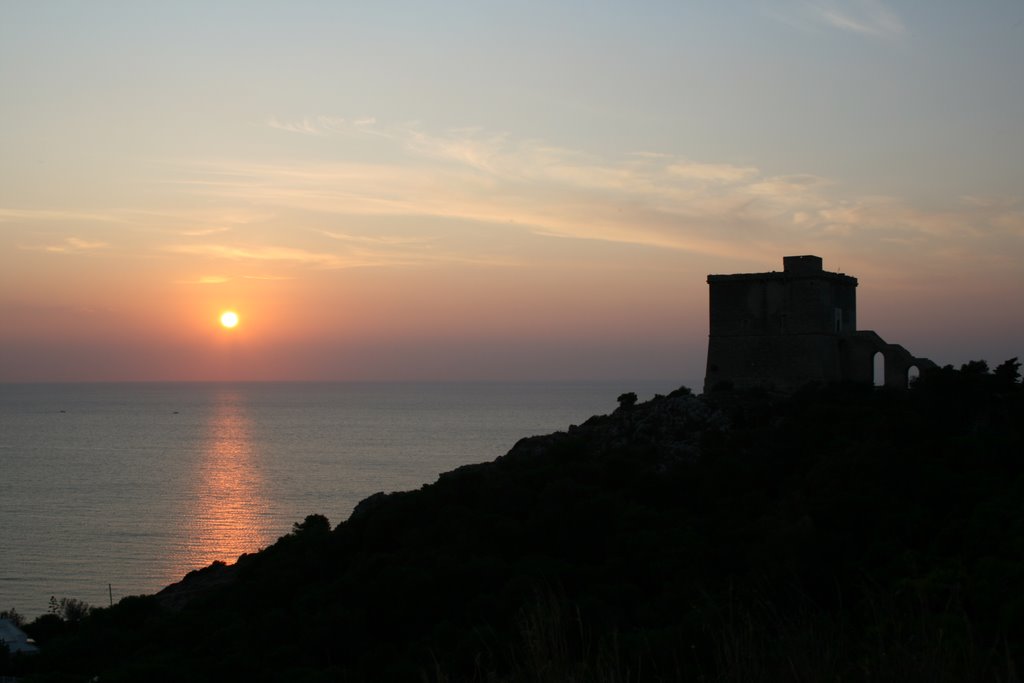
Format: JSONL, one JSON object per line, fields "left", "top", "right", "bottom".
{"left": 0, "top": 381, "right": 677, "bottom": 617}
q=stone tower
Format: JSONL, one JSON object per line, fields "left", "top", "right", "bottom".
{"left": 703, "top": 256, "right": 934, "bottom": 393}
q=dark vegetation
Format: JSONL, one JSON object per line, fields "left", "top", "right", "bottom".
{"left": 9, "top": 360, "right": 1024, "bottom": 681}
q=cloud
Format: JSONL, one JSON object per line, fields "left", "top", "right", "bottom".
{"left": 165, "top": 244, "right": 352, "bottom": 269}
{"left": 175, "top": 275, "right": 230, "bottom": 284}
{"left": 267, "top": 116, "right": 329, "bottom": 135}
{"left": 175, "top": 274, "right": 294, "bottom": 284}
{"left": 178, "top": 118, "right": 1023, "bottom": 274}
{"left": 0, "top": 118, "right": 963, "bottom": 282}
{"left": 185, "top": 122, "right": 824, "bottom": 259}
{"left": 770, "top": 0, "right": 905, "bottom": 39}
{"left": 180, "top": 227, "right": 231, "bottom": 237}
{"left": 0, "top": 208, "right": 119, "bottom": 224}
{"left": 267, "top": 115, "right": 374, "bottom": 136}
{"left": 667, "top": 161, "right": 761, "bottom": 183}
{"left": 317, "top": 230, "right": 436, "bottom": 246}
{"left": 66, "top": 237, "right": 107, "bottom": 250}
{"left": 0, "top": 207, "right": 263, "bottom": 239}
{"left": 813, "top": 0, "right": 904, "bottom": 38}
{"left": 22, "top": 236, "right": 110, "bottom": 253}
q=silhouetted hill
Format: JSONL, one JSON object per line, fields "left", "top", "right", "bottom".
{"left": 14, "top": 364, "right": 1024, "bottom": 682}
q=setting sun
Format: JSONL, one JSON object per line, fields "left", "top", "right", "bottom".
{"left": 220, "top": 311, "right": 239, "bottom": 329}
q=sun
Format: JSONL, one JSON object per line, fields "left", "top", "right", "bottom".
{"left": 220, "top": 311, "right": 239, "bottom": 329}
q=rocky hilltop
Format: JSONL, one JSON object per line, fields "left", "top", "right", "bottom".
{"left": 14, "top": 362, "right": 1024, "bottom": 682}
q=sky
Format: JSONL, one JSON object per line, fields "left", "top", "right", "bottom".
{"left": 1, "top": 1, "right": 1022, "bottom": 384}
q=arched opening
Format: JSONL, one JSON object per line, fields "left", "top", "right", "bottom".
{"left": 873, "top": 351, "right": 885, "bottom": 387}
{"left": 907, "top": 365, "right": 920, "bottom": 387}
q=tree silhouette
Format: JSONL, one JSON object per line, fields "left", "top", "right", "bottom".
{"left": 291, "top": 513, "right": 331, "bottom": 535}
{"left": 995, "top": 357, "right": 1021, "bottom": 386}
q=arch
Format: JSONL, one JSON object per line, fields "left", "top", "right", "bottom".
{"left": 907, "top": 364, "right": 920, "bottom": 386}
{"left": 873, "top": 351, "right": 885, "bottom": 387}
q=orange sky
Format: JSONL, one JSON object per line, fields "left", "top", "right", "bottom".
{"left": 2, "top": 3, "right": 1022, "bottom": 384}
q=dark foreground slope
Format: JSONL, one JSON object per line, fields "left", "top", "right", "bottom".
{"left": 16, "top": 367, "right": 1024, "bottom": 682}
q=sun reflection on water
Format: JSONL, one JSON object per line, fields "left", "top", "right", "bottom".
{"left": 176, "top": 389, "right": 271, "bottom": 576}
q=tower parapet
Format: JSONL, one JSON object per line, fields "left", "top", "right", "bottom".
{"left": 782, "top": 254, "right": 823, "bottom": 274}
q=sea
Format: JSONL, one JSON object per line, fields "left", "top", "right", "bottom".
{"left": 0, "top": 380, "right": 681, "bottom": 618}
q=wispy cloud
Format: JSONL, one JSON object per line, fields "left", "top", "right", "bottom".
{"left": 67, "top": 238, "right": 107, "bottom": 250}
{"left": 267, "top": 115, "right": 377, "bottom": 136}
{"left": 175, "top": 275, "right": 231, "bottom": 284}
{"left": 164, "top": 244, "right": 353, "bottom": 269}
{"left": 267, "top": 116, "right": 328, "bottom": 136}
{"left": 189, "top": 120, "right": 833, "bottom": 259}
{"left": 812, "top": 0, "right": 904, "bottom": 37}
{"left": 769, "top": 0, "right": 905, "bottom": 39}
{"left": 163, "top": 238, "right": 512, "bottom": 271}
{"left": 667, "top": 161, "right": 761, "bottom": 183}
{"left": 0, "top": 207, "right": 261, "bottom": 238}
{"left": 0, "top": 208, "right": 120, "bottom": 224}
{"left": 22, "top": 236, "right": 110, "bottom": 253}
{"left": 180, "top": 227, "right": 231, "bottom": 237}
{"left": 18, "top": 119, "right": 1011, "bottom": 278}
{"left": 175, "top": 273, "right": 299, "bottom": 284}
{"left": 317, "top": 230, "right": 435, "bottom": 247}
{"left": 173, "top": 118, "right": 1021, "bottom": 270}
